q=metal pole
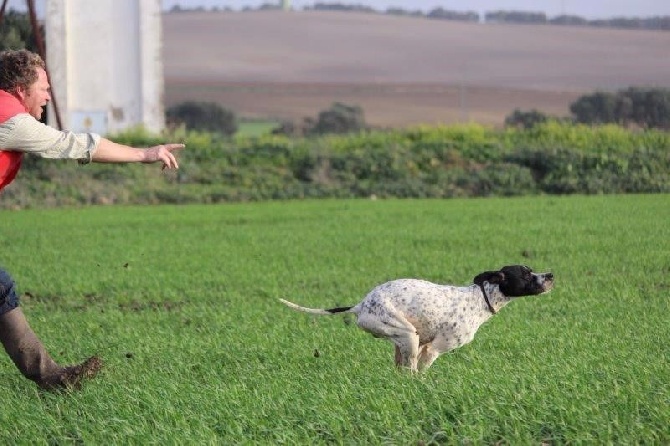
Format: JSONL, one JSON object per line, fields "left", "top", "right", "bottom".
{"left": 26, "top": 0, "right": 64, "bottom": 129}
{"left": 0, "top": 0, "right": 10, "bottom": 22}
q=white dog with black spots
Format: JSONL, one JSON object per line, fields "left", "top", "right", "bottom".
{"left": 280, "top": 265, "right": 554, "bottom": 372}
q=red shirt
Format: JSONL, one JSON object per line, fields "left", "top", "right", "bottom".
{"left": 0, "top": 90, "right": 28, "bottom": 191}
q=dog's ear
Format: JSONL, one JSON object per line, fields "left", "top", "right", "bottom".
{"left": 473, "top": 270, "right": 505, "bottom": 286}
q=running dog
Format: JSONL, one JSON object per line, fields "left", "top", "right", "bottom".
{"left": 279, "top": 265, "right": 554, "bottom": 371}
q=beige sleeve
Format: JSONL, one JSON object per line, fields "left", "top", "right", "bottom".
{"left": 0, "top": 114, "right": 101, "bottom": 164}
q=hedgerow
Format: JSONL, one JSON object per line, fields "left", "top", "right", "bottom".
{"left": 2, "top": 122, "right": 668, "bottom": 208}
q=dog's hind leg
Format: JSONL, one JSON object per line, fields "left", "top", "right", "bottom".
{"left": 358, "top": 314, "right": 420, "bottom": 371}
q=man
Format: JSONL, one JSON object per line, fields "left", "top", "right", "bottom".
{"left": 0, "top": 49, "right": 185, "bottom": 390}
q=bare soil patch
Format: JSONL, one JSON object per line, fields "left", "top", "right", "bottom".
{"left": 163, "top": 11, "right": 670, "bottom": 127}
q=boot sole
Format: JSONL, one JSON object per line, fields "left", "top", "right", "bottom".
{"left": 40, "top": 355, "right": 103, "bottom": 391}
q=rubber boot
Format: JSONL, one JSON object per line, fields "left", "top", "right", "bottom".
{"left": 0, "top": 307, "right": 102, "bottom": 390}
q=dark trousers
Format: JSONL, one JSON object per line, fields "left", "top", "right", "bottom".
{"left": 0, "top": 268, "right": 20, "bottom": 316}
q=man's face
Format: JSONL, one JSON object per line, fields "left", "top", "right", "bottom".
{"left": 21, "top": 67, "right": 51, "bottom": 119}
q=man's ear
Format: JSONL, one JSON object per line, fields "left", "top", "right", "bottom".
{"left": 13, "top": 85, "right": 28, "bottom": 102}
{"left": 473, "top": 270, "right": 505, "bottom": 286}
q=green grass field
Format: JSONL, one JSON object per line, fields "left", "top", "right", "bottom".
{"left": 0, "top": 195, "right": 668, "bottom": 444}
{"left": 237, "top": 120, "right": 279, "bottom": 138}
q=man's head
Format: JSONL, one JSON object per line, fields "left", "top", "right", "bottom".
{"left": 0, "top": 49, "right": 50, "bottom": 119}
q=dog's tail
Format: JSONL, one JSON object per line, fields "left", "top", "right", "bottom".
{"left": 278, "top": 298, "right": 354, "bottom": 315}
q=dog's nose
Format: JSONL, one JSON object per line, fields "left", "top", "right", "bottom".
{"left": 546, "top": 273, "right": 554, "bottom": 281}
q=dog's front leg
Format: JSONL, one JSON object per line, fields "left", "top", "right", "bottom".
{"left": 417, "top": 343, "right": 441, "bottom": 371}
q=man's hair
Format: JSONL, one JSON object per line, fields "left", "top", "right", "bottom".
{"left": 0, "top": 49, "right": 46, "bottom": 93}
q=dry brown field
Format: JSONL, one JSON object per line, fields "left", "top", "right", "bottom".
{"left": 162, "top": 10, "right": 670, "bottom": 128}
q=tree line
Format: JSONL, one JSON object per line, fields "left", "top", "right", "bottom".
{"left": 506, "top": 88, "right": 670, "bottom": 131}
{"left": 166, "top": 2, "right": 670, "bottom": 31}
{"left": 173, "top": 87, "right": 670, "bottom": 137}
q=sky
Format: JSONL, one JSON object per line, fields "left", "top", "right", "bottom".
{"left": 4, "top": 1, "right": 670, "bottom": 20}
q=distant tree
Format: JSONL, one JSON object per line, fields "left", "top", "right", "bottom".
{"left": 385, "top": 7, "right": 423, "bottom": 18}
{"left": 427, "top": 8, "right": 479, "bottom": 23}
{"left": 485, "top": 10, "right": 547, "bottom": 24}
{"left": 570, "top": 88, "right": 670, "bottom": 129}
{"left": 0, "top": 10, "right": 41, "bottom": 52}
{"left": 309, "top": 3, "right": 375, "bottom": 13}
{"left": 626, "top": 87, "right": 670, "bottom": 129}
{"left": 309, "top": 102, "right": 367, "bottom": 135}
{"left": 258, "top": 3, "right": 281, "bottom": 10}
{"left": 646, "top": 16, "right": 670, "bottom": 31}
{"left": 586, "top": 17, "right": 670, "bottom": 30}
{"left": 549, "top": 15, "right": 588, "bottom": 26}
{"left": 504, "top": 109, "right": 550, "bottom": 129}
{"left": 272, "top": 102, "right": 368, "bottom": 137}
{"left": 166, "top": 101, "right": 238, "bottom": 136}
{"left": 570, "top": 96, "right": 597, "bottom": 125}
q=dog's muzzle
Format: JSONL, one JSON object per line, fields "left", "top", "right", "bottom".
{"left": 539, "top": 273, "right": 554, "bottom": 292}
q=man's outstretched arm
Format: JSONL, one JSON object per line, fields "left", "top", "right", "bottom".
{"left": 92, "top": 138, "right": 184, "bottom": 169}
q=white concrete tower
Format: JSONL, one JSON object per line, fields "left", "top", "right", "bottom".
{"left": 45, "top": 0, "right": 164, "bottom": 135}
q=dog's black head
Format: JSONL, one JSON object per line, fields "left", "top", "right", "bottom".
{"left": 473, "top": 265, "right": 553, "bottom": 297}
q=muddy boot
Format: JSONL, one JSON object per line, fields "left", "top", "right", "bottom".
{"left": 0, "top": 307, "right": 102, "bottom": 390}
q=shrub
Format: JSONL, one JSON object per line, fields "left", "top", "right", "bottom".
{"left": 309, "top": 102, "right": 368, "bottom": 135}
{"left": 570, "top": 88, "right": 670, "bottom": 129}
{"left": 504, "top": 109, "right": 551, "bottom": 129}
{"left": 166, "top": 101, "right": 238, "bottom": 136}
